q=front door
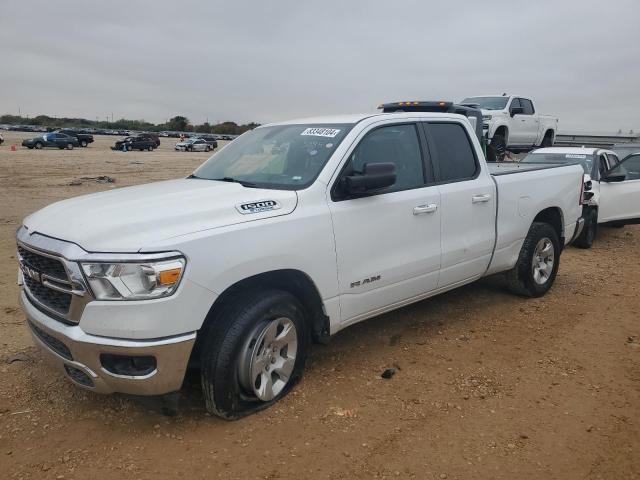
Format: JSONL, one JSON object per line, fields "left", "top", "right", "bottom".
{"left": 329, "top": 122, "right": 442, "bottom": 324}
{"left": 599, "top": 153, "right": 640, "bottom": 224}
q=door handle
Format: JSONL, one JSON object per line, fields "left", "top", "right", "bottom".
{"left": 413, "top": 203, "right": 438, "bottom": 215}
{"left": 472, "top": 194, "right": 492, "bottom": 203}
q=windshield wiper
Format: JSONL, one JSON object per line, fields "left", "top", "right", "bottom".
{"left": 212, "top": 177, "right": 258, "bottom": 187}
{"left": 187, "top": 174, "right": 203, "bottom": 179}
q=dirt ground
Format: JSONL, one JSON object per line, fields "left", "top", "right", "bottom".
{"left": 0, "top": 131, "right": 638, "bottom": 480}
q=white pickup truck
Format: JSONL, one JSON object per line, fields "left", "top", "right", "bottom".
{"left": 521, "top": 147, "right": 640, "bottom": 247}
{"left": 461, "top": 95, "right": 558, "bottom": 161}
{"left": 16, "top": 109, "right": 585, "bottom": 419}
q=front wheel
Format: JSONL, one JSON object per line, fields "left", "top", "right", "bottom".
{"left": 488, "top": 134, "right": 507, "bottom": 162}
{"left": 66, "top": 143, "right": 74, "bottom": 150}
{"left": 35, "top": 142, "right": 43, "bottom": 150}
{"left": 80, "top": 140, "right": 88, "bottom": 147}
{"left": 200, "top": 289, "right": 309, "bottom": 419}
{"left": 573, "top": 209, "right": 597, "bottom": 249}
{"left": 505, "top": 222, "right": 560, "bottom": 297}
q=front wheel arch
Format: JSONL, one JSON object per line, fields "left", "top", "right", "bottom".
{"left": 193, "top": 270, "right": 329, "bottom": 363}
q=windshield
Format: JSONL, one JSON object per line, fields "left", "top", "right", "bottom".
{"left": 521, "top": 152, "right": 593, "bottom": 174}
{"left": 192, "top": 124, "right": 353, "bottom": 190}
{"left": 461, "top": 96, "right": 509, "bottom": 111}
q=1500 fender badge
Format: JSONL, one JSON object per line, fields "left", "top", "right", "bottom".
{"left": 350, "top": 275, "right": 381, "bottom": 288}
{"left": 236, "top": 200, "right": 282, "bottom": 214}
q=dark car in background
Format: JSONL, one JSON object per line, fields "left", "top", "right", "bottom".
{"left": 138, "top": 132, "right": 160, "bottom": 147}
{"left": 56, "top": 129, "right": 94, "bottom": 147}
{"left": 22, "top": 132, "right": 79, "bottom": 150}
{"left": 112, "top": 136, "right": 156, "bottom": 151}
{"left": 193, "top": 134, "right": 218, "bottom": 149}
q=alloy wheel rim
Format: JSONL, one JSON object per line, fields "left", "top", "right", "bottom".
{"left": 239, "top": 317, "right": 298, "bottom": 401}
{"left": 532, "top": 237, "right": 554, "bottom": 285}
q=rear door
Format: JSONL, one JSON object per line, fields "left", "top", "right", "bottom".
{"left": 329, "top": 122, "right": 442, "bottom": 324}
{"left": 423, "top": 121, "right": 496, "bottom": 288}
{"left": 599, "top": 153, "right": 640, "bottom": 224}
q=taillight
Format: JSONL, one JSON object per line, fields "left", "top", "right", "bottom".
{"left": 579, "top": 176, "right": 585, "bottom": 205}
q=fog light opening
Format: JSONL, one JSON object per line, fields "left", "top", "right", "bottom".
{"left": 64, "top": 365, "right": 94, "bottom": 387}
{"left": 100, "top": 354, "right": 157, "bottom": 377}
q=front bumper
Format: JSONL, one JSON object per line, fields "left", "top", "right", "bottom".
{"left": 568, "top": 216, "right": 586, "bottom": 245}
{"left": 20, "top": 291, "right": 196, "bottom": 395}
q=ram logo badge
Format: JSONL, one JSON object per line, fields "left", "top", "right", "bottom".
{"left": 350, "top": 275, "right": 381, "bottom": 288}
{"left": 236, "top": 200, "right": 282, "bottom": 215}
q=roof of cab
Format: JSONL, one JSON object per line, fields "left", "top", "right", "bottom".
{"left": 264, "top": 111, "right": 470, "bottom": 127}
{"left": 532, "top": 147, "right": 604, "bottom": 155}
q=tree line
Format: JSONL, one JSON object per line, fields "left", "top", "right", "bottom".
{"left": 0, "top": 114, "right": 259, "bottom": 135}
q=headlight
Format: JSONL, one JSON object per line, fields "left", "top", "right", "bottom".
{"left": 482, "top": 115, "right": 492, "bottom": 121}
{"left": 81, "top": 257, "right": 185, "bottom": 300}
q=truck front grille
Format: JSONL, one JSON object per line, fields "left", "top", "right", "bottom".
{"left": 18, "top": 246, "right": 67, "bottom": 280}
{"left": 18, "top": 245, "right": 73, "bottom": 316}
{"left": 23, "top": 276, "right": 72, "bottom": 314}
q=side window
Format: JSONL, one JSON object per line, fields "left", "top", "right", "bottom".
{"left": 521, "top": 99, "right": 535, "bottom": 115}
{"left": 427, "top": 123, "right": 478, "bottom": 182}
{"left": 610, "top": 154, "right": 640, "bottom": 181}
{"left": 510, "top": 98, "right": 522, "bottom": 113}
{"left": 344, "top": 124, "right": 425, "bottom": 193}
{"left": 607, "top": 153, "right": 619, "bottom": 166}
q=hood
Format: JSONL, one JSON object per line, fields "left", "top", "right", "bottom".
{"left": 479, "top": 109, "right": 507, "bottom": 117}
{"left": 23, "top": 179, "right": 298, "bottom": 252}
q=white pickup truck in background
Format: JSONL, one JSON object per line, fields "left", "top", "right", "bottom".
{"left": 461, "top": 95, "right": 559, "bottom": 161}
{"left": 16, "top": 107, "right": 584, "bottom": 419}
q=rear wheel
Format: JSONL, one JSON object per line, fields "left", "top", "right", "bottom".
{"left": 505, "top": 222, "right": 560, "bottom": 297}
{"left": 35, "top": 142, "right": 43, "bottom": 149}
{"left": 66, "top": 143, "right": 74, "bottom": 150}
{"left": 541, "top": 131, "right": 554, "bottom": 147}
{"left": 573, "top": 209, "right": 597, "bottom": 249}
{"left": 200, "top": 289, "right": 309, "bottom": 419}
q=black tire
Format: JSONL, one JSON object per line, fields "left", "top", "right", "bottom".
{"left": 200, "top": 289, "right": 309, "bottom": 420}
{"left": 205, "top": 146, "right": 210, "bottom": 152}
{"left": 573, "top": 209, "right": 597, "bottom": 249}
{"left": 66, "top": 143, "right": 74, "bottom": 150}
{"left": 489, "top": 134, "right": 507, "bottom": 162}
{"left": 541, "top": 132, "right": 554, "bottom": 147}
{"left": 505, "top": 222, "right": 560, "bottom": 297}
{"left": 35, "top": 142, "right": 43, "bottom": 150}
{"left": 80, "top": 140, "right": 88, "bottom": 147}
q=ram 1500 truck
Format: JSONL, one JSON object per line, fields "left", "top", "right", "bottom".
{"left": 461, "top": 95, "right": 558, "bottom": 161}
{"left": 16, "top": 109, "right": 585, "bottom": 419}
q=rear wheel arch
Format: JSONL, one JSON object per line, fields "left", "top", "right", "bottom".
{"left": 533, "top": 207, "right": 564, "bottom": 245}
{"left": 541, "top": 129, "right": 555, "bottom": 147}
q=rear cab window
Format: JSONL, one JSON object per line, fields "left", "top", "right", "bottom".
{"left": 423, "top": 122, "right": 479, "bottom": 183}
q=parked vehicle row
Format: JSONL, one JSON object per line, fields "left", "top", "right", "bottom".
{"left": 16, "top": 102, "right": 586, "bottom": 419}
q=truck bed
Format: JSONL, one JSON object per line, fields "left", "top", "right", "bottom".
{"left": 488, "top": 162, "right": 579, "bottom": 176}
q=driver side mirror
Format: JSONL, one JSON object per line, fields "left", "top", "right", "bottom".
{"left": 342, "top": 162, "right": 397, "bottom": 196}
{"left": 602, "top": 170, "right": 626, "bottom": 182}
{"left": 510, "top": 107, "right": 524, "bottom": 117}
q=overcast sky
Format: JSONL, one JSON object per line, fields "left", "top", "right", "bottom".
{"left": 1, "top": 0, "right": 638, "bottom": 133}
